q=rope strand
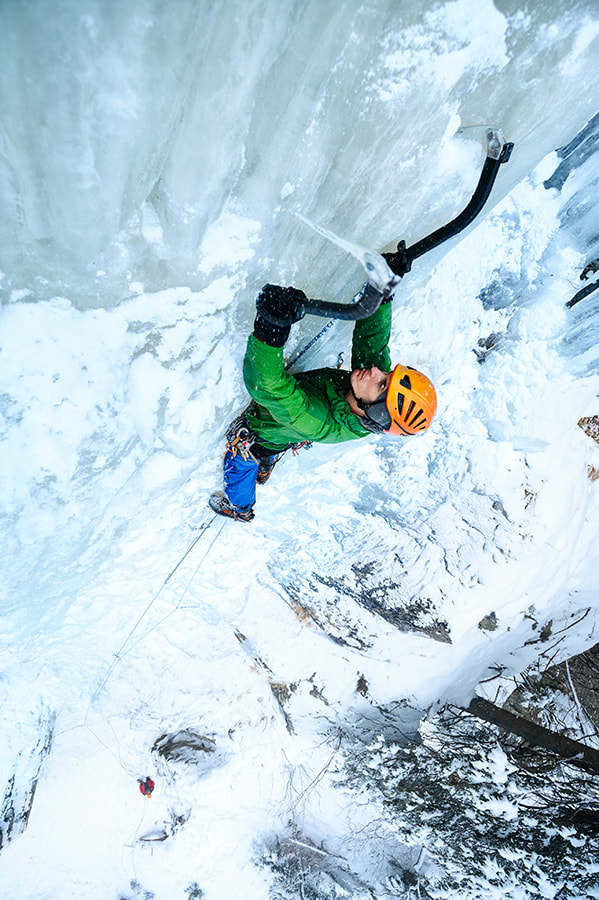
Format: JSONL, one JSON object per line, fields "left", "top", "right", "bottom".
{"left": 89, "top": 516, "right": 220, "bottom": 708}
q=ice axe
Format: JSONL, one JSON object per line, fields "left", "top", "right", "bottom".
{"left": 296, "top": 127, "right": 514, "bottom": 323}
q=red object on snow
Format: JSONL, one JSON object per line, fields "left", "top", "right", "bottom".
{"left": 139, "top": 777, "right": 155, "bottom": 797}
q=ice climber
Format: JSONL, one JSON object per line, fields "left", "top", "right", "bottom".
{"left": 209, "top": 282, "right": 437, "bottom": 521}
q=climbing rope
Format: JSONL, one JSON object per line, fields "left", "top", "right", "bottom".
{"left": 88, "top": 515, "right": 223, "bottom": 708}
{"left": 65, "top": 511, "right": 229, "bottom": 849}
{"left": 286, "top": 318, "right": 338, "bottom": 370}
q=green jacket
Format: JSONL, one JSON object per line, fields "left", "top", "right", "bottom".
{"left": 243, "top": 301, "right": 393, "bottom": 452}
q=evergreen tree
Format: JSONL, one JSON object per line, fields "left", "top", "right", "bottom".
{"left": 340, "top": 707, "right": 599, "bottom": 899}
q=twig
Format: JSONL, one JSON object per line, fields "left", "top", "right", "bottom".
{"left": 565, "top": 659, "right": 585, "bottom": 727}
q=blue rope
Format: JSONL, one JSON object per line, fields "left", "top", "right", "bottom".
{"left": 285, "top": 318, "right": 336, "bottom": 370}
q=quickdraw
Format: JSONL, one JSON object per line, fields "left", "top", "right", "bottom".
{"left": 292, "top": 441, "right": 313, "bottom": 456}
{"left": 226, "top": 415, "right": 313, "bottom": 461}
{"left": 226, "top": 417, "right": 260, "bottom": 463}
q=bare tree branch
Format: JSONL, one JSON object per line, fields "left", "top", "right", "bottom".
{"left": 466, "top": 697, "right": 599, "bottom": 774}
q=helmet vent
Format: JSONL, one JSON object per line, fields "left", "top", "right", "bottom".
{"left": 400, "top": 374, "right": 412, "bottom": 390}
{"left": 409, "top": 408, "right": 427, "bottom": 428}
{"left": 396, "top": 392, "right": 405, "bottom": 417}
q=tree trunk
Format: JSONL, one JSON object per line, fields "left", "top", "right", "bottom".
{"left": 466, "top": 697, "right": 599, "bottom": 774}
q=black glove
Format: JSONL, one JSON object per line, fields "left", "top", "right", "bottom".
{"left": 256, "top": 284, "right": 306, "bottom": 324}
{"left": 253, "top": 284, "right": 307, "bottom": 347}
{"left": 383, "top": 240, "right": 411, "bottom": 278}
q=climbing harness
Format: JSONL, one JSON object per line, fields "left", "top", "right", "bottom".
{"left": 226, "top": 414, "right": 312, "bottom": 460}
{"left": 226, "top": 416, "right": 261, "bottom": 462}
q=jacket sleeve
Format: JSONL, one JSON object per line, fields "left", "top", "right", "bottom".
{"left": 351, "top": 300, "right": 393, "bottom": 371}
{"left": 242, "top": 334, "right": 310, "bottom": 427}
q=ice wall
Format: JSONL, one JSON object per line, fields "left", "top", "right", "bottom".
{"left": 1, "top": 0, "right": 599, "bottom": 308}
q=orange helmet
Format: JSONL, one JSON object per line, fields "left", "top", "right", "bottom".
{"left": 362, "top": 364, "right": 437, "bottom": 436}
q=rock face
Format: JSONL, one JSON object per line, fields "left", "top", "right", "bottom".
{"left": 579, "top": 415, "right": 599, "bottom": 446}
{"left": 152, "top": 730, "right": 217, "bottom": 767}
{"left": 0, "top": 711, "right": 55, "bottom": 854}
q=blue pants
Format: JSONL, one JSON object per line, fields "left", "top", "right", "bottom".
{"left": 223, "top": 450, "right": 260, "bottom": 510}
{"left": 223, "top": 440, "right": 309, "bottom": 510}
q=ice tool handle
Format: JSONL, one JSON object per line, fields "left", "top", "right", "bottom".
{"left": 299, "top": 127, "right": 513, "bottom": 322}
{"left": 295, "top": 213, "right": 400, "bottom": 321}
{"left": 384, "top": 127, "right": 514, "bottom": 278}
{"left": 298, "top": 279, "right": 392, "bottom": 322}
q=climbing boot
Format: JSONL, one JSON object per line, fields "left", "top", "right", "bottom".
{"left": 256, "top": 455, "right": 281, "bottom": 485}
{"left": 209, "top": 493, "right": 255, "bottom": 522}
